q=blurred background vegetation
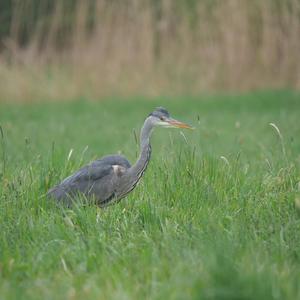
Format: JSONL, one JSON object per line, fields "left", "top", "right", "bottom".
{"left": 0, "top": 0, "right": 299, "bottom": 102}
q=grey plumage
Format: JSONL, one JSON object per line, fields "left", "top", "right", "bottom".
{"left": 47, "top": 107, "right": 192, "bottom": 207}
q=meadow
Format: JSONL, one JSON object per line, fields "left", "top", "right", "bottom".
{"left": 0, "top": 90, "right": 300, "bottom": 299}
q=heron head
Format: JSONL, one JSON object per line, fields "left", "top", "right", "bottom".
{"left": 149, "top": 107, "right": 193, "bottom": 129}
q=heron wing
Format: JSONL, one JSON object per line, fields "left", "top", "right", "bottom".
{"left": 48, "top": 154, "right": 131, "bottom": 205}
{"left": 61, "top": 155, "right": 131, "bottom": 184}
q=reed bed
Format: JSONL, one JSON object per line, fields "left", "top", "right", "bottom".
{"left": 0, "top": 0, "right": 300, "bottom": 102}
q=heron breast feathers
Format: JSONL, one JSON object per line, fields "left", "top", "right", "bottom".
{"left": 112, "top": 165, "right": 127, "bottom": 176}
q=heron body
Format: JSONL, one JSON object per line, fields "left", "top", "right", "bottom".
{"left": 47, "top": 107, "right": 192, "bottom": 207}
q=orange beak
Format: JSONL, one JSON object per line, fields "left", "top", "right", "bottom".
{"left": 167, "top": 118, "right": 194, "bottom": 129}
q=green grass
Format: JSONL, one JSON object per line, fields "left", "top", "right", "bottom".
{"left": 1, "top": 90, "right": 300, "bottom": 300}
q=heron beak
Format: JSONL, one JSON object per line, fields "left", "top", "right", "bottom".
{"left": 166, "top": 118, "right": 194, "bottom": 129}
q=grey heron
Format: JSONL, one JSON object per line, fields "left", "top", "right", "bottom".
{"left": 47, "top": 107, "right": 193, "bottom": 207}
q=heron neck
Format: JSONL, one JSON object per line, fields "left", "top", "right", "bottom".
{"left": 129, "top": 118, "right": 153, "bottom": 177}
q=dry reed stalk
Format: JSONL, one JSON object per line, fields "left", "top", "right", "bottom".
{"left": 0, "top": 0, "right": 299, "bottom": 102}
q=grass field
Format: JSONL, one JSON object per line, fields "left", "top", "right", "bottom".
{"left": 0, "top": 90, "right": 300, "bottom": 300}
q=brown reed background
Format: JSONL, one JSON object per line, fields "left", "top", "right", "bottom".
{"left": 0, "top": 0, "right": 299, "bottom": 102}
